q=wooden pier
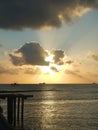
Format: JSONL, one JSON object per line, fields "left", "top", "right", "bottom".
{"left": 0, "top": 94, "right": 33, "bottom": 129}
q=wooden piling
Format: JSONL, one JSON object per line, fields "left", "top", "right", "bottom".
{"left": 17, "top": 97, "right": 20, "bottom": 124}
{"left": 21, "top": 97, "right": 24, "bottom": 128}
{"left": 7, "top": 97, "right": 13, "bottom": 125}
{"left": 13, "top": 97, "right": 16, "bottom": 126}
{"left": 0, "top": 94, "right": 33, "bottom": 129}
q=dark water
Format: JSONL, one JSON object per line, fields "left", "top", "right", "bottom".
{"left": 0, "top": 84, "right": 98, "bottom": 130}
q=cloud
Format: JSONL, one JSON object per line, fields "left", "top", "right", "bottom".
{"left": 65, "top": 69, "right": 82, "bottom": 78}
{"left": 0, "top": 65, "right": 19, "bottom": 74}
{"left": 87, "top": 51, "right": 98, "bottom": 61}
{"left": 65, "top": 69, "right": 91, "bottom": 82}
{"left": 0, "top": 63, "right": 41, "bottom": 75}
{"left": 52, "top": 50, "right": 65, "bottom": 65}
{"left": 24, "top": 67, "right": 41, "bottom": 74}
{"left": 9, "top": 42, "right": 49, "bottom": 66}
{"left": 65, "top": 60, "right": 74, "bottom": 64}
{"left": 87, "top": 71, "right": 98, "bottom": 77}
{"left": 50, "top": 66, "right": 59, "bottom": 72}
{"left": 0, "top": 0, "right": 97, "bottom": 30}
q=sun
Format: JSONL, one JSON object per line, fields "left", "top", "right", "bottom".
{"left": 41, "top": 66, "right": 52, "bottom": 74}
{"left": 39, "top": 53, "right": 66, "bottom": 83}
{"left": 42, "top": 54, "right": 64, "bottom": 74}
{"left": 39, "top": 68, "right": 64, "bottom": 83}
{"left": 45, "top": 54, "right": 54, "bottom": 63}
{"left": 41, "top": 54, "right": 54, "bottom": 74}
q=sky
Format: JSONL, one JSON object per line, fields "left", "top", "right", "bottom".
{"left": 0, "top": 0, "right": 98, "bottom": 84}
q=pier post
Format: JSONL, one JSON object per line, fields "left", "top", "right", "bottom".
{"left": 7, "top": 97, "right": 13, "bottom": 125}
{"left": 17, "top": 97, "right": 20, "bottom": 124}
{"left": 0, "top": 94, "right": 33, "bottom": 129}
{"left": 13, "top": 97, "right": 16, "bottom": 126}
{"left": 21, "top": 97, "right": 24, "bottom": 128}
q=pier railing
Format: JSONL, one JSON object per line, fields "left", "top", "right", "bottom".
{"left": 0, "top": 94, "right": 33, "bottom": 129}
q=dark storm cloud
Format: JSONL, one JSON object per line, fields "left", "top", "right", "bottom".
{"left": 52, "top": 50, "right": 65, "bottom": 65}
{"left": 9, "top": 42, "right": 49, "bottom": 66}
{"left": 0, "top": 0, "right": 97, "bottom": 30}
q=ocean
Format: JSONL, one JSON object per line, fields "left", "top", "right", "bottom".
{"left": 0, "top": 84, "right": 98, "bottom": 130}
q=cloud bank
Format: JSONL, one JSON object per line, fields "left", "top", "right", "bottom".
{"left": 0, "top": 64, "right": 19, "bottom": 74}
{"left": 9, "top": 42, "right": 49, "bottom": 66}
{"left": 0, "top": 0, "right": 97, "bottom": 30}
{"left": 9, "top": 42, "right": 69, "bottom": 66}
{"left": 65, "top": 69, "right": 91, "bottom": 82}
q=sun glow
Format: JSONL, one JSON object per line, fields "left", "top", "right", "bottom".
{"left": 41, "top": 66, "right": 51, "bottom": 74}
{"left": 39, "top": 52, "right": 68, "bottom": 83}
{"left": 45, "top": 54, "right": 54, "bottom": 63}
{"left": 43, "top": 54, "right": 64, "bottom": 73}
{"left": 39, "top": 70, "right": 65, "bottom": 83}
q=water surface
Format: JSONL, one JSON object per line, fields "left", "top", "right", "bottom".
{"left": 0, "top": 84, "right": 98, "bottom": 130}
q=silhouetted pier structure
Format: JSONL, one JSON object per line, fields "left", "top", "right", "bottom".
{"left": 0, "top": 94, "right": 33, "bottom": 129}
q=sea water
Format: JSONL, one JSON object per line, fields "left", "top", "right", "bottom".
{"left": 0, "top": 84, "right": 98, "bottom": 130}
